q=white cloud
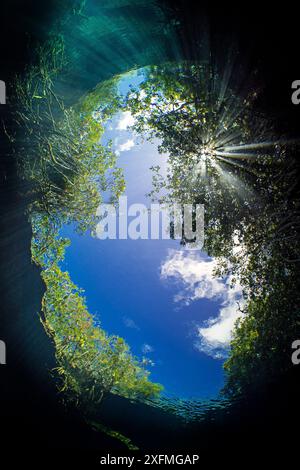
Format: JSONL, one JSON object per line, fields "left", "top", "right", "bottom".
{"left": 116, "top": 139, "right": 135, "bottom": 154}
{"left": 142, "top": 343, "right": 154, "bottom": 354}
{"left": 116, "top": 111, "right": 135, "bottom": 130}
{"left": 160, "top": 250, "right": 244, "bottom": 359}
{"left": 196, "top": 300, "right": 243, "bottom": 359}
{"left": 161, "top": 251, "right": 226, "bottom": 304}
{"left": 123, "top": 316, "right": 140, "bottom": 330}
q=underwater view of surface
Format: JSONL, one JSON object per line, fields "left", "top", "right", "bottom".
{"left": 1, "top": 0, "right": 300, "bottom": 460}
{"left": 60, "top": 72, "right": 237, "bottom": 400}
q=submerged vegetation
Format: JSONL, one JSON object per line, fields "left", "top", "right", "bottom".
{"left": 9, "top": 26, "right": 300, "bottom": 439}
{"left": 14, "top": 39, "right": 125, "bottom": 231}
{"left": 32, "top": 216, "right": 163, "bottom": 406}
{"left": 10, "top": 42, "right": 163, "bottom": 426}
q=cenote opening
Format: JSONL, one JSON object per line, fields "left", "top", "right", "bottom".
{"left": 2, "top": 0, "right": 300, "bottom": 455}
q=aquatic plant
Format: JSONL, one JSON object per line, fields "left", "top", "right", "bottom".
{"left": 11, "top": 41, "right": 163, "bottom": 421}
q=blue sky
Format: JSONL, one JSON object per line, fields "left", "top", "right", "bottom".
{"left": 60, "top": 72, "right": 243, "bottom": 399}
